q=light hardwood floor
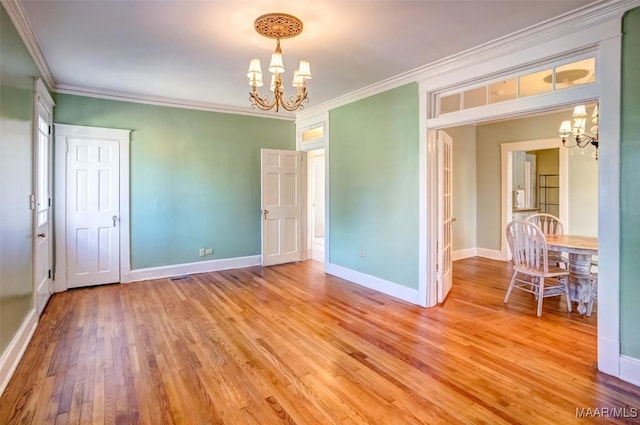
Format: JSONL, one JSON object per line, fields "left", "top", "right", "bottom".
{"left": 1, "top": 258, "right": 639, "bottom": 424}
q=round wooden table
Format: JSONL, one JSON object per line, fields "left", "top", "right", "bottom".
{"left": 545, "top": 234, "right": 598, "bottom": 315}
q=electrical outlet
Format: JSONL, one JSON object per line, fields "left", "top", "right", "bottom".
{"left": 359, "top": 249, "right": 366, "bottom": 258}
{"left": 205, "top": 248, "right": 214, "bottom": 255}
{"left": 199, "top": 248, "right": 205, "bottom": 257}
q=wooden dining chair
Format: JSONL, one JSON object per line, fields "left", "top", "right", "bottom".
{"left": 526, "top": 213, "right": 567, "bottom": 268}
{"left": 504, "top": 220, "right": 572, "bottom": 317}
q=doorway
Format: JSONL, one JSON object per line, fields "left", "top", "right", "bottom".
{"left": 33, "top": 79, "right": 54, "bottom": 315}
{"left": 54, "top": 124, "right": 132, "bottom": 291}
{"left": 307, "top": 148, "right": 326, "bottom": 263}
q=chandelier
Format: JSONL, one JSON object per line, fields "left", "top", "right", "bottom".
{"left": 247, "top": 13, "right": 311, "bottom": 112}
{"left": 559, "top": 104, "right": 599, "bottom": 159}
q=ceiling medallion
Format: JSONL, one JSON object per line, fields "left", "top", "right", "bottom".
{"left": 247, "top": 13, "right": 311, "bottom": 112}
{"left": 254, "top": 13, "right": 303, "bottom": 39}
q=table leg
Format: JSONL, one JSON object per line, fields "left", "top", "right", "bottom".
{"left": 567, "top": 253, "right": 593, "bottom": 315}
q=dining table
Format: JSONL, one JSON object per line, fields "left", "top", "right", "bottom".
{"left": 545, "top": 234, "right": 598, "bottom": 315}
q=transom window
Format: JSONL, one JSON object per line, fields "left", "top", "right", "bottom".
{"left": 434, "top": 56, "right": 596, "bottom": 118}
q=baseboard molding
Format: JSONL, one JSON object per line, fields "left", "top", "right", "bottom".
{"left": 453, "top": 248, "right": 477, "bottom": 261}
{"left": 127, "top": 255, "right": 262, "bottom": 282}
{"left": 475, "top": 248, "right": 504, "bottom": 261}
{"left": 620, "top": 355, "right": 640, "bottom": 387}
{"left": 325, "top": 263, "right": 419, "bottom": 305}
{"left": 0, "top": 308, "right": 38, "bottom": 396}
{"left": 598, "top": 336, "right": 621, "bottom": 377}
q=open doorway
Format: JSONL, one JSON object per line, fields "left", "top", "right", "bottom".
{"left": 307, "top": 148, "right": 325, "bottom": 262}
{"left": 436, "top": 106, "right": 599, "bottom": 320}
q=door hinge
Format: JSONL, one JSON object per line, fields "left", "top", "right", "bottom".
{"left": 48, "top": 197, "right": 51, "bottom": 207}
{"left": 29, "top": 194, "right": 36, "bottom": 210}
{"left": 65, "top": 141, "right": 69, "bottom": 153}
{"left": 48, "top": 125, "right": 52, "bottom": 135}
{"left": 48, "top": 269, "right": 52, "bottom": 279}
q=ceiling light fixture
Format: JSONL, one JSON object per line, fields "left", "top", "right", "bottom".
{"left": 559, "top": 104, "right": 599, "bottom": 160}
{"left": 247, "top": 13, "right": 311, "bottom": 112}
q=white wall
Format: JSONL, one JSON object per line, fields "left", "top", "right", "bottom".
{"left": 447, "top": 125, "right": 477, "bottom": 252}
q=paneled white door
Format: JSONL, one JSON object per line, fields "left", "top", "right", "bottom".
{"left": 261, "top": 149, "right": 302, "bottom": 266}
{"left": 66, "top": 138, "right": 120, "bottom": 287}
{"left": 437, "top": 130, "right": 453, "bottom": 303}
{"left": 34, "top": 88, "right": 54, "bottom": 315}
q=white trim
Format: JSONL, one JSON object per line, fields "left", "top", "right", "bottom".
{"left": 325, "top": 263, "right": 419, "bottom": 305}
{"left": 475, "top": 248, "right": 503, "bottom": 261}
{"left": 597, "top": 32, "right": 622, "bottom": 378}
{"left": 0, "top": 0, "right": 55, "bottom": 89}
{"left": 0, "top": 309, "right": 37, "bottom": 396}
{"left": 55, "top": 85, "right": 295, "bottom": 121}
{"left": 418, "top": 92, "right": 428, "bottom": 307}
{"left": 452, "top": 248, "right": 477, "bottom": 261}
{"left": 620, "top": 356, "right": 640, "bottom": 387}
{"left": 53, "top": 124, "right": 131, "bottom": 290}
{"left": 126, "top": 255, "right": 261, "bottom": 282}
{"left": 500, "top": 138, "right": 569, "bottom": 261}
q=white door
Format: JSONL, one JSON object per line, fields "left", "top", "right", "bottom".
{"left": 66, "top": 138, "right": 120, "bottom": 287}
{"left": 437, "top": 131, "right": 453, "bottom": 303}
{"left": 309, "top": 150, "right": 325, "bottom": 262}
{"left": 34, "top": 90, "right": 54, "bottom": 315}
{"left": 261, "top": 149, "right": 302, "bottom": 266}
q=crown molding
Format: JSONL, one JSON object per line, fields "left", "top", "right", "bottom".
{"left": 297, "top": 0, "right": 640, "bottom": 120}
{"left": 54, "top": 85, "right": 296, "bottom": 121}
{"left": 1, "top": 0, "right": 55, "bottom": 89}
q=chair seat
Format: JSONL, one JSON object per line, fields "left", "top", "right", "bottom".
{"left": 513, "top": 265, "right": 570, "bottom": 278}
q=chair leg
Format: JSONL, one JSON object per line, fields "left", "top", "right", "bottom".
{"left": 586, "top": 276, "right": 597, "bottom": 317}
{"left": 504, "top": 271, "right": 517, "bottom": 304}
{"left": 563, "top": 277, "right": 572, "bottom": 313}
{"left": 536, "top": 277, "right": 545, "bottom": 317}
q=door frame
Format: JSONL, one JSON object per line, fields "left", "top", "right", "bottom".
{"left": 53, "top": 124, "right": 132, "bottom": 291}
{"left": 296, "top": 111, "right": 329, "bottom": 265}
{"left": 419, "top": 29, "right": 622, "bottom": 377}
{"left": 32, "top": 78, "right": 55, "bottom": 313}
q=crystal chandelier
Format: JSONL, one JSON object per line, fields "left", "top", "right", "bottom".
{"left": 247, "top": 13, "right": 311, "bottom": 112}
{"left": 559, "top": 104, "right": 599, "bottom": 159}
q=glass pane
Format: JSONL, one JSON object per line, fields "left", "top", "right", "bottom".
{"left": 301, "top": 125, "right": 323, "bottom": 143}
{"left": 489, "top": 78, "right": 517, "bottom": 104}
{"left": 439, "top": 93, "right": 461, "bottom": 115}
{"left": 554, "top": 58, "right": 596, "bottom": 90}
{"left": 37, "top": 119, "right": 49, "bottom": 226}
{"left": 519, "top": 69, "right": 553, "bottom": 97}
{"left": 462, "top": 86, "right": 486, "bottom": 109}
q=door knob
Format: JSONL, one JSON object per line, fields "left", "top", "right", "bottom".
{"left": 112, "top": 215, "right": 118, "bottom": 227}
{"left": 37, "top": 233, "right": 45, "bottom": 238}
{"left": 452, "top": 217, "right": 457, "bottom": 222}
{"left": 263, "top": 209, "right": 269, "bottom": 220}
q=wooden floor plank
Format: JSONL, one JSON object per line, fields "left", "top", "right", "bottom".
{"left": 1, "top": 258, "right": 639, "bottom": 424}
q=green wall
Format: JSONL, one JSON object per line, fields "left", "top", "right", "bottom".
{"left": 620, "top": 6, "right": 640, "bottom": 359}
{"left": 329, "top": 83, "right": 419, "bottom": 289}
{"left": 54, "top": 95, "right": 295, "bottom": 269}
{"left": 0, "top": 5, "right": 41, "bottom": 353}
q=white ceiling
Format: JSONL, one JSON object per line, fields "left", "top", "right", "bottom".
{"left": 19, "top": 0, "right": 595, "bottom": 112}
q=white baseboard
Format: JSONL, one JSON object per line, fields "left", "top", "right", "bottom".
{"left": 325, "top": 263, "right": 419, "bottom": 305}
{"left": 453, "top": 247, "right": 477, "bottom": 261}
{"left": 620, "top": 355, "right": 640, "bottom": 387}
{"left": 0, "top": 308, "right": 38, "bottom": 396}
{"left": 598, "top": 336, "right": 621, "bottom": 377}
{"left": 475, "top": 248, "right": 504, "bottom": 261}
{"left": 127, "top": 255, "right": 262, "bottom": 282}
